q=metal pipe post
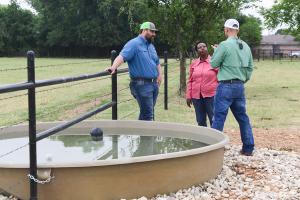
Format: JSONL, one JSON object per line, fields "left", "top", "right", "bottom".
{"left": 164, "top": 51, "right": 168, "bottom": 110}
{"left": 27, "top": 51, "right": 37, "bottom": 200}
{"left": 111, "top": 50, "right": 118, "bottom": 120}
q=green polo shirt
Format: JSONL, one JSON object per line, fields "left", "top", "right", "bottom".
{"left": 210, "top": 36, "right": 253, "bottom": 82}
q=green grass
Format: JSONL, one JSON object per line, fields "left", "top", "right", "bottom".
{"left": 0, "top": 57, "right": 299, "bottom": 129}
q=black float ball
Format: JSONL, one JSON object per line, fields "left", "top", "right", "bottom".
{"left": 90, "top": 128, "right": 103, "bottom": 141}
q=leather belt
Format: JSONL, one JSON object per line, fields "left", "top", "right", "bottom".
{"left": 131, "top": 77, "right": 157, "bottom": 83}
{"left": 218, "top": 79, "right": 244, "bottom": 84}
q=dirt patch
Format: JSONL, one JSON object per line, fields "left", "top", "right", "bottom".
{"left": 224, "top": 128, "right": 300, "bottom": 154}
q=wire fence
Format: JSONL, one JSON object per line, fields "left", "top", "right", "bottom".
{"left": 0, "top": 143, "right": 29, "bottom": 160}
{"left": 0, "top": 76, "right": 112, "bottom": 102}
{"left": 0, "top": 67, "right": 27, "bottom": 72}
{"left": 35, "top": 60, "right": 102, "bottom": 69}
{"left": 0, "top": 57, "right": 181, "bottom": 164}
{"left": 0, "top": 60, "right": 104, "bottom": 73}
{"left": 0, "top": 59, "right": 179, "bottom": 74}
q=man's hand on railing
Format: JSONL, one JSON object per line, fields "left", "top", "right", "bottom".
{"left": 106, "top": 66, "right": 117, "bottom": 75}
{"left": 107, "top": 55, "right": 125, "bottom": 75}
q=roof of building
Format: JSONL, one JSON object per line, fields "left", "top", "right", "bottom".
{"left": 261, "top": 34, "right": 300, "bottom": 45}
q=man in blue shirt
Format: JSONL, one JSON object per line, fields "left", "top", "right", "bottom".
{"left": 107, "top": 22, "right": 162, "bottom": 121}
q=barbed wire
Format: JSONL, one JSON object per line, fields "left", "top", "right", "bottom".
{"left": 0, "top": 76, "right": 111, "bottom": 102}
{"left": 0, "top": 59, "right": 179, "bottom": 73}
{"left": 0, "top": 92, "right": 28, "bottom": 101}
{"left": 35, "top": 60, "right": 102, "bottom": 69}
{"left": 0, "top": 67, "right": 27, "bottom": 72}
{"left": 0, "top": 60, "right": 104, "bottom": 72}
{"left": 36, "top": 76, "right": 111, "bottom": 94}
{"left": 118, "top": 98, "right": 135, "bottom": 105}
{"left": 0, "top": 143, "right": 29, "bottom": 160}
{"left": 0, "top": 85, "right": 132, "bottom": 131}
{"left": 35, "top": 85, "right": 132, "bottom": 121}
{"left": 120, "top": 109, "right": 138, "bottom": 119}
{"left": 117, "top": 86, "right": 130, "bottom": 95}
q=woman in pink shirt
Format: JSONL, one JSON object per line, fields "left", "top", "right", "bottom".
{"left": 186, "top": 42, "right": 218, "bottom": 127}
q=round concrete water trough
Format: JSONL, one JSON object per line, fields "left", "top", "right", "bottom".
{"left": 0, "top": 120, "right": 229, "bottom": 200}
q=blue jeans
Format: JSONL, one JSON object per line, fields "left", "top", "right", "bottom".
{"left": 192, "top": 97, "right": 214, "bottom": 127}
{"left": 212, "top": 82, "right": 255, "bottom": 153}
{"left": 130, "top": 80, "right": 159, "bottom": 121}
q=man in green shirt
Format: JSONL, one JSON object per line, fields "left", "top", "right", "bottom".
{"left": 210, "top": 19, "right": 254, "bottom": 156}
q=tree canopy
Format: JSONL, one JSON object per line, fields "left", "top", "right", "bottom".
{"left": 0, "top": 2, "right": 36, "bottom": 55}
{"left": 263, "top": 0, "right": 300, "bottom": 40}
{"left": 146, "top": 0, "right": 260, "bottom": 93}
{"left": 0, "top": 0, "right": 261, "bottom": 60}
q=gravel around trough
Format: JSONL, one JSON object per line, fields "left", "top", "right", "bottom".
{"left": 133, "top": 145, "right": 300, "bottom": 200}
{"left": 1, "top": 145, "right": 300, "bottom": 200}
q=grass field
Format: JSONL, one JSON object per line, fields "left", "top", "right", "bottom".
{"left": 0, "top": 57, "right": 299, "bottom": 130}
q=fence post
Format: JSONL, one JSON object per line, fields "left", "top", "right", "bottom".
{"left": 262, "top": 50, "right": 265, "bottom": 61}
{"left": 111, "top": 50, "right": 118, "bottom": 120}
{"left": 279, "top": 52, "right": 282, "bottom": 62}
{"left": 257, "top": 49, "right": 260, "bottom": 62}
{"left": 164, "top": 51, "right": 168, "bottom": 110}
{"left": 27, "top": 51, "right": 37, "bottom": 200}
{"left": 291, "top": 50, "right": 293, "bottom": 62}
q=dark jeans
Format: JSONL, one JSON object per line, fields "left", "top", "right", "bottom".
{"left": 130, "top": 80, "right": 159, "bottom": 121}
{"left": 192, "top": 97, "right": 214, "bottom": 127}
{"left": 212, "top": 82, "right": 255, "bottom": 153}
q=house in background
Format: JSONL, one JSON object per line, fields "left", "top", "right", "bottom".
{"left": 254, "top": 34, "right": 300, "bottom": 57}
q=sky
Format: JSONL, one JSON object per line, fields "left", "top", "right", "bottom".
{"left": 242, "top": 0, "right": 285, "bottom": 35}
{"left": 0, "top": 0, "right": 284, "bottom": 36}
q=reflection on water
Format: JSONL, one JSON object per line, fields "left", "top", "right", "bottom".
{"left": 0, "top": 134, "right": 208, "bottom": 164}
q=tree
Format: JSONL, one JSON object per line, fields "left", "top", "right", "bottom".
{"left": 0, "top": 2, "right": 36, "bottom": 55}
{"left": 147, "top": 0, "right": 257, "bottom": 94}
{"left": 27, "top": 0, "right": 148, "bottom": 56}
{"left": 238, "top": 15, "right": 262, "bottom": 48}
{"left": 275, "top": 29, "right": 290, "bottom": 35}
{"left": 263, "top": 0, "right": 300, "bottom": 40}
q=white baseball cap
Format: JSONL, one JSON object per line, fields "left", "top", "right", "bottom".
{"left": 224, "top": 19, "right": 239, "bottom": 30}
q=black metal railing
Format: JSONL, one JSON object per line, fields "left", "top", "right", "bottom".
{"left": 0, "top": 50, "right": 169, "bottom": 200}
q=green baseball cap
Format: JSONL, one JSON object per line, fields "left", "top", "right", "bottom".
{"left": 140, "top": 22, "right": 158, "bottom": 32}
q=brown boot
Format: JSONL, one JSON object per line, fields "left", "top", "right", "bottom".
{"left": 239, "top": 150, "right": 253, "bottom": 156}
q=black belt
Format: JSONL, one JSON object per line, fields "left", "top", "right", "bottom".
{"left": 219, "top": 79, "right": 244, "bottom": 84}
{"left": 131, "top": 77, "right": 157, "bottom": 83}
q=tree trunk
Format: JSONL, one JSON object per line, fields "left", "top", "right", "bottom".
{"left": 179, "top": 50, "right": 186, "bottom": 96}
{"left": 176, "top": 28, "right": 186, "bottom": 96}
